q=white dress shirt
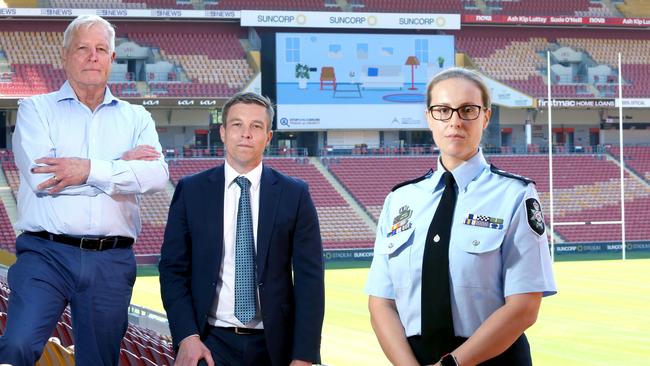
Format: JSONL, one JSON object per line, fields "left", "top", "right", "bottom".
{"left": 12, "top": 81, "right": 169, "bottom": 238}
{"left": 209, "top": 160, "right": 264, "bottom": 328}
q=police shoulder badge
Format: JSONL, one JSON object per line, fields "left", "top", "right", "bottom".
{"left": 525, "top": 198, "right": 545, "bottom": 236}
{"left": 386, "top": 205, "right": 413, "bottom": 238}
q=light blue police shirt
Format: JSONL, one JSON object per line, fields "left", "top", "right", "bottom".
{"left": 365, "top": 149, "right": 557, "bottom": 338}
{"left": 12, "top": 81, "right": 169, "bottom": 238}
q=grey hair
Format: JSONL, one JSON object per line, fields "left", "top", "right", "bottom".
{"left": 63, "top": 15, "right": 115, "bottom": 52}
{"left": 222, "top": 92, "right": 275, "bottom": 131}
{"left": 426, "top": 67, "right": 491, "bottom": 109}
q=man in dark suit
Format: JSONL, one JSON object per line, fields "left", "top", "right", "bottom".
{"left": 159, "top": 92, "right": 325, "bottom": 366}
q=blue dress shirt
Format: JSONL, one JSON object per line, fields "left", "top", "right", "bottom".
{"left": 366, "top": 149, "right": 556, "bottom": 338}
{"left": 12, "top": 81, "right": 169, "bottom": 238}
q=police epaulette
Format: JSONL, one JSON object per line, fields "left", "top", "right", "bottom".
{"left": 490, "top": 164, "right": 535, "bottom": 185}
{"left": 391, "top": 169, "right": 433, "bottom": 192}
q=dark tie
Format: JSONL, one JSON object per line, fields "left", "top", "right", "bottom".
{"left": 421, "top": 171, "right": 458, "bottom": 361}
{"left": 234, "top": 176, "right": 257, "bottom": 324}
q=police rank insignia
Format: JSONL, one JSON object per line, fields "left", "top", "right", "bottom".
{"left": 464, "top": 213, "right": 504, "bottom": 230}
{"left": 387, "top": 205, "right": 413, "bottom": 238}
{"left": 526, "top": 198, "right": 545, "bottom": 236}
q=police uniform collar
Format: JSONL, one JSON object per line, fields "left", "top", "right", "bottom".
{"left": 433, "top": 148, "right": 489, "bottom": 191}
{"left": 56, "top": 81, "right": 119, "bottom": 107}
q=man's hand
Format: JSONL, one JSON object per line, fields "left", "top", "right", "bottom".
{"left": 122, "top": 144, "right": 161, "bottom": 161}
{"left": 175, "top": 336, "right": 214, "bottom": 366}
{"left": 289, "top": 360, "right": 312, "bottom": 366}
{"left": 33, "top": 157, "right": 90, "bottom": 194}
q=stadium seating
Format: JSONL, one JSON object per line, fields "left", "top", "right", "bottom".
{"left": 608, "top": 146, "right": 650, "bottom": 181}
{"left": 168, "top": 158, "right": 376, "bottom": 248}
{"left": 0, "top": 277, "right": 176, "bottom": 366}
{"left": 359, "top": 0, "right": 462, "bottom": 12}
{"left": 207, "top": 0, "right": 331, "bottom": 11}
{"left": 327, "top": 156, "right": 435, "bottom": 220}
{"left": 484, "top": 0, "right": 594, "bottom": 16}
{"left": 0, "top": 22, "right": 252, "bottom": 98}
{"left": 326, "top": 153, "right": 650, "bottom": 244}
{"left": 135, "top": 192, "right": 171, "bottom": 255}
{"left": 49, "top": 0, "right": 148, "bottom": 9}
{"left": 1, "top": 159, "right": 20, "bottom": 198}
{"left": 122, "top": 23, "right": 251, "bottom": 97}
{"left": 0, "top": 202, "right": 16, "bottom": 253}
{"left": 452, "top": 27, "right": 650, "bottom": 98}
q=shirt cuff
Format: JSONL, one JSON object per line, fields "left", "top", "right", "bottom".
{"left": 87, "top": 159, "right": 112, "bottom": 190}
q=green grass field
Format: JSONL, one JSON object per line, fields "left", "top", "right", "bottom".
{"left": 131, "top": 259, "right": 650, "bottom": 366}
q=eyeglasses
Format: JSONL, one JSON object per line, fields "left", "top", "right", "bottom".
{"left": 427, "top": 104, "right": 485, "bottom": 121}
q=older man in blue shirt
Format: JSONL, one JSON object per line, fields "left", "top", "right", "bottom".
{"left": 0, "top": 15, "right": 168, "bottom": 366}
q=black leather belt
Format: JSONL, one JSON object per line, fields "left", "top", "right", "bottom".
{"left": 220, "top": 327, "right": 264, "bottom": 335}
{"left": 25, "top": 231, "right": 134, "bottom": 251}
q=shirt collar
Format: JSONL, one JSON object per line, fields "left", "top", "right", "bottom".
{"left": 55, "top": 80, "right": 119, "bottom": 107}
{"left": 430, "top": 148, "right": 489, "bottom": 191}
{"left": 224, "top": 160, "right": 263, "bottom": 191}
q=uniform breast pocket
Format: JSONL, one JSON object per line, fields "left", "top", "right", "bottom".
{"left": 377, "top": 230, "right": 415, "bottom": 290}
{"left": 450, "top": 227, "right": 506, "bottom": 288}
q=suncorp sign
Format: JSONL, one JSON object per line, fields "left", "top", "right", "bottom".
{"left": 241, "top": 10, "right": 460, "bottom": 30}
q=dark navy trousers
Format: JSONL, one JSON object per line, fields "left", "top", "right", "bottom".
{"left": 198, "top": 326, "right": 271, "bottom": 366}
{"left": 0, "top": 233, "right": 136, "bottom": 366}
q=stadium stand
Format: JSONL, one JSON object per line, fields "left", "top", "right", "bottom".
{"left": 0, "top": 277, "right": 176, "bottom": 366}
{"left": 48, "top": 0, "right": 148, "bottom": 9}
{"left": 168, "top": 157, "right": 376, "bottom": 248}
{"left": 207, "top": 0, "right": 331, "bottom": 11}
{"left": 0, "top": 21, "right": 252, "bottom": 98}
{"left": 0, "top": 28, "right": 66, "bottom": 97}
{"left": 616, "top": 0, "right": 650, "bottom": 18}
{"left": 1, "top": 158, "right": 20, "bottom": 198}
{"left": 452, "top": 27, "right": 650, "bottom": 98}
{"left": 359, "top": 0, "right": 462, "bottom": 12}
{"left": 0, "top": 202, "right": 15, "bottom": 254}
{"left": 326, "top": 156, "right": 435, "bottom": 220}
{"left": 608, "top": 146, "right": 650, "bottom": 181}
{"left": 126, "top": 24, "right": 250, "bottom": 96}
{"left": 325, "top": 152, "right": 650, "bottom": 244}
{"left": 136, "top": 192, "right": 171, "bottom": 255}
{"left": 484, "top": 0, "right": 594, "bottom": 16}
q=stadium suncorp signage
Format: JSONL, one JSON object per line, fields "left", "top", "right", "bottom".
{"left": 241, "top": 10, "right": 460, "bottom": 30}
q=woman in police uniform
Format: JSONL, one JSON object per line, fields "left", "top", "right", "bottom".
{"left": 366, "top": 67, "right": 556, "bottom": 366}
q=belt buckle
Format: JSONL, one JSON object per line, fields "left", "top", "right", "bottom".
{"left": 234, "top": 327, "right": 250, "bottom": 335}
{"left": 99, "top": 237, "right": 116, "bottom": 251}
{"left": 79, "top": 237, "right": 93, "bottom": 250}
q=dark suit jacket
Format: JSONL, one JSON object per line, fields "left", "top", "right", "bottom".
{"left": 159, "top": 164, "right": 325, "bottom": 365}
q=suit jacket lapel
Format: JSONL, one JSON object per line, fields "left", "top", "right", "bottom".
{"left": 205, "top": 164, "right": 225, "bottom": 283}
{"left": 257, "top": 166, "right": 280, "bottom": 280}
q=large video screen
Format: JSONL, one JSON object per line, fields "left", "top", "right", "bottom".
{"left": 275, "top": 32, "right": 454, "bottom": 130}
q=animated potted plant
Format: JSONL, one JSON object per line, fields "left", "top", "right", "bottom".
{"left": 295, "top": 63, "right": 310, "bottom": 89}
{"left": 437, "top": 56, "right": 445, "bottom": 68}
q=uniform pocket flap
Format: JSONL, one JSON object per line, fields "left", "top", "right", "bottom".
{"left": 375, "top": 230, "right": 415, "bottom": 257}
{"left": 456, "top": 229, "right": 505, "bottom": 254}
